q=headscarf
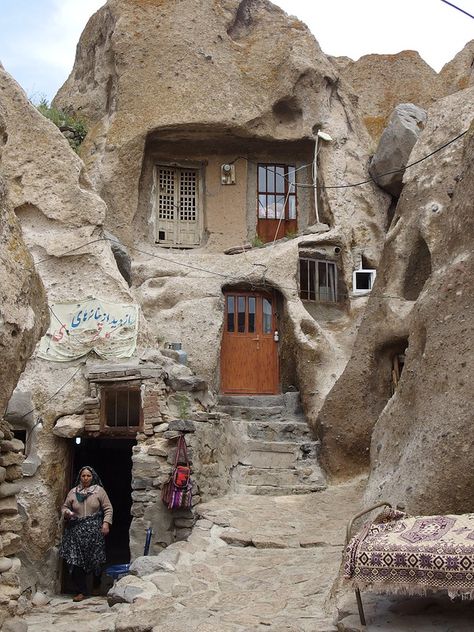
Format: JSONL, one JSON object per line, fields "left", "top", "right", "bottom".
{"left": 74, "top": 466, "right": 104, "bottom": 503}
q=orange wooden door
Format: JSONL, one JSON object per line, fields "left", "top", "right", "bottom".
{"left": 220, "top": 291, "right": 279, "bottom": 394}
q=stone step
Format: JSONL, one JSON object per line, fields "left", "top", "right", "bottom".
{"left": 235, "top": 463, "right": 326, "bottom": 490}
{"left": 218, "top": 394, "right": 285, "bottom": 407}
{"left": 245, "top": 420, "right": 311, "bottom": 442}
{"left": 217, "top": 404, "right": 285, "bottom": 420}
{"left": 240, "top": 439, "right": 321, "bottom": 469}
{"left": 218, "top": 392, "right": 302, "bottom": 415}
{"left": 235, "top": 482, "right": 327, "bottom": 496}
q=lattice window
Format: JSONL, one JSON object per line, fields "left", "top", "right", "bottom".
{"left": 156, "top": 165, "right": 200, "bottom": 246}
{"left": 158, "top": 168, "right": 176, "bottom": 221}
{"left": 179, "top": 170, "right": 197, "bottom": 222}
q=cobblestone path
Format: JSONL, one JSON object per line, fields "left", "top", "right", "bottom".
{"left": 23, "top": 481, "right": 364, "bottom": 631}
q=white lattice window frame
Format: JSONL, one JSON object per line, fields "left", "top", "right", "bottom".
{"left": 152, "top": 161, "right": 204, "bottom": 248}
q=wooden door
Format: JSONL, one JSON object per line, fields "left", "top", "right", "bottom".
{"left": 220, "top": 291, "right": 279, "bottom": 394}
{"left": 155, "top": 166, "right": 200, "bottom": 247}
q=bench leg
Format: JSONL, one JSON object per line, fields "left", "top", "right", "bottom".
{"left": 355, "top": 587, "right": 366, "bottom": 626}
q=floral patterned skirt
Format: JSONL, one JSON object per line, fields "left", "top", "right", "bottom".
{"left": 59, "top": 512, "right": 106, "bottom": 574}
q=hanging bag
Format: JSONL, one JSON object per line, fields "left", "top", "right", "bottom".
{"left": 161, "top": 435, "right": 192, "bottom": 510}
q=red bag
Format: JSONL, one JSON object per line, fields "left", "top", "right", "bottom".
{"left": 161, "top": 435, "right": 192, "bottom": 509}
{"left": 174, "top": 465, "right": 190, "bottom": 488}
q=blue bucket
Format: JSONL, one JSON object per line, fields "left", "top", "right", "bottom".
{"left": 105, "top": 563, "right": 130, "bottom": 580}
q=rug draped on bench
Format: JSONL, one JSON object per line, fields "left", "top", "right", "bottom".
{"left": 344, "top": 509, "right": 474, "bottom": 598}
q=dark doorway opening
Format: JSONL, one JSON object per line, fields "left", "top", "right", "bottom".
{"left": 61, "top": 436, "right": 135, "bottom": 594}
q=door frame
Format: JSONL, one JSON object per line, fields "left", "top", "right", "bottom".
{"left": 220, "top": 288, "right": 280, "bottom": 395}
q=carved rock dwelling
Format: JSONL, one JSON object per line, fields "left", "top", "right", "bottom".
{"left": 0, "top": 0, "right": 473, "bottom": 628}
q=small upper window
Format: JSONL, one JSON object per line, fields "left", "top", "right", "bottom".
{"left": 353, "top": 269, "right": 376, "bottom": 294}
{"left": 101, "top": 388, "right": 142, "bottom": 432}
{"left": 299, "top": 258, "right": 337, "bottom": 303}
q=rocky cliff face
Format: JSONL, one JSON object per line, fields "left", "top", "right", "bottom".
{"left": 54, "top": 0, "right": 388, "bottom": 257}
{"left": 51, "top": 0, "right": 390, "bottom": 425}
{"left": 335, "top": 40, "right": 474, "bottom": 141}
{"left": 0, "top": 89, "right": 48, "bottom": 625}
{"left": 318, "top": 87, "right": 474, "bottom": 514}
{"left": 0, "top": 63, "right": 141, "bottom": 592}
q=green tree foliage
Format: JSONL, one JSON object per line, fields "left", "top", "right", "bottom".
{"left": 35, "top": 97, "right": 87, "bottom": 152}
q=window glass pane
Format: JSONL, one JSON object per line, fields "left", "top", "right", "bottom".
{"left": 327, "top": 263, "right": 336, "bottom": 302}
{"left": 288, "top": 196, "right": 296, "bottom": 220}
{"left": 275, "top": 166, "right": 285, "bottom": 193}
{"left": 288, "top": 166, "right": 296, "bottom": 185}
{"left": 308, "top": 260, "right": 316, "bottom": 301}
{"left": 267, "top": 195, "right": 276, "bottom": 219}
{"left": 275, "top": 195, "right": 285, "bottom": 219}
{"left": 267, "top": 167, "right": 275, "bottom": 193}
{"left": 299, "top": 259, "right": 309, "bottom": 300}
{"left": 258, "top": 195, "right": 267, "bottom": 219}
{"left": 238, "top": 296, "right": 246, "bottom": 333}
{"left": 248, "top": 297, "right": 256, "bottom": 332}
{"left": 227, "top": 296, "right": 234, "bottom": 332}
{"left": 262, "top": 298, "right": 272, "bottom": 334}
{"left": 318, "top": 261, "right": 328, "bottom": 301}
{"left": 258, "top": 165, "right": 266, "bottom": 192}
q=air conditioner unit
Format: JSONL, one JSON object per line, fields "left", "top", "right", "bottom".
{"left": 353, "top": 269, "right": 376, "bottom": 294}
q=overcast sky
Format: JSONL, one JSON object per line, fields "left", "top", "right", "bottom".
{"left": 0, "top": 0, "right": 472, "bottom": 102}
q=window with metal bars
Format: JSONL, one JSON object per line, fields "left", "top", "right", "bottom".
{"left": 299, "top": 258, "right": 337, "bottom": 303}
{"left": 257, "top": 164, "right": 296, "bottom": 220}
{"left": 101, "top": 388, "right": 142, "bottom": 432}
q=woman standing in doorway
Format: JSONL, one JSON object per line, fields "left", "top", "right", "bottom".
{"left": 59, "top": 466, "right": 113, "bottom": 602}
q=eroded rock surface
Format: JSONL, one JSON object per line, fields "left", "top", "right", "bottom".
{"left": 369, "top": 103, "right": 427, "bottom": 197}
{"left": 0, "top": 86, "right": 49, "bottom": 626}
{"left": 318, "top": 88, "right": 474, "bottom": 514}
{"left": 336, "top": 43, "right": 474, "bottom": 141}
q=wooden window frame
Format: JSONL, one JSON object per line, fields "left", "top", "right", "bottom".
{"left": 257, "top": 163, "right": 297, "bottom": 221}
{"left": 299, "top": 258, "right": 338, "bottom": 303}
{"left": 153, "top": 162, "right": 204, "bottom": 248}
{"left": 100, "top": 386, "right": 143, "bottom": 435}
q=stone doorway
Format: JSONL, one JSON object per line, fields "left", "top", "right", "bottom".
{"left": 61, "top": 436, "right": 135, "bottom": 594}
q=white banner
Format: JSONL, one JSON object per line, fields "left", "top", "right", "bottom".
{"left": 38, "top": 299, "right": 139, "bottom": 361}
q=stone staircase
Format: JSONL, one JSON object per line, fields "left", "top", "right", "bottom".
{"left": 218, "top": 393, "right": 327, "bottom": 495}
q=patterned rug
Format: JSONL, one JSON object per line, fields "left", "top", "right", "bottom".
{"left": 344, "top": 509, "right": 474, "bottom": 598}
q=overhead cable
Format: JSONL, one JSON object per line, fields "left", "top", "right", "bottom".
{"left": 440, "top": 0, "right": 474, "bottom": 19}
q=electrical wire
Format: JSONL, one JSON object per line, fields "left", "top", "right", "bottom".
{"left": 239, "top": 129, "right": 468, "bottom": 190}
{"left": 26, "top": 128, "right": 468, "bottom": 302}
{"left": 440, "top": 0, "right": 474, "bottom": 19}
